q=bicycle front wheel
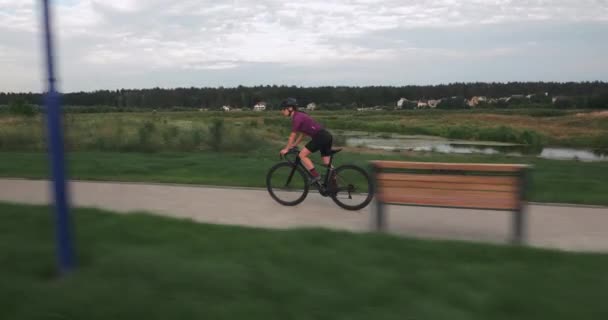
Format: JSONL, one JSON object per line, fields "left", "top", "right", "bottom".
{"left": 266, "top": 162, "right": 309, "bottom": 206}
{"left": 330, "top": 164, "right": 374, "bottom": 211}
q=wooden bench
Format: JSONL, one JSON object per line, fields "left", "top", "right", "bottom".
{"left": 370, "top": 160, "right": 531, "bottom": 244}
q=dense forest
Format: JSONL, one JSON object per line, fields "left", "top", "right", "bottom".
{"left": 2, "top": 81, "right": 608, "bottom": 110}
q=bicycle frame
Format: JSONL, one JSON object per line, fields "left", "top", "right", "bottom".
{"left": 282, "top": 147, "right": 335, "bottom": 194}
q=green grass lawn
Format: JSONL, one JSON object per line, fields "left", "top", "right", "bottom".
{"left": 1, "top": 202, "right": 607, "bottom": 319}
{"left": 1, "top": 150, "right": 608, "bottom": 206}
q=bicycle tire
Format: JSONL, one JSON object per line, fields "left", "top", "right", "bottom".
{"left": 330, "top": 164, "right": 374, "bottom": 211}
{"left": 266, "top": 162, "right": 310, "bottom": 206}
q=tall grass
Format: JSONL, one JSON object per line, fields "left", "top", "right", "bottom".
{"left": 1, "top": 114, "right": 270, "bottom": 153}
{"left": 1, "top": 110, "right": 606, "bottom": 152}
{"left": 0, "top": 117, "right": 45, "bottom": 150}
{"left": 444, "top": 125, "right": 544, "bottom": 146}
{"left": 324, "top": 117, "right": 546, "bottom": 146}
{"left": 322, "top": 119, "right": 436, "bottom": 136}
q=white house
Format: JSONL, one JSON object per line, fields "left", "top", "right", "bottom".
{"left": 397, "top": 98, "right": 409, "bottom": 109}
{"left": 306, "top": 102, "right": 317, "bottom": 111}
{"left": 221, "top": 105, "right": 230, "bottom": 112}
{"left": 427, "top": 99, "right": 441, "bottom": 108}
{"left": 417, "top": 101, "right": 429, "bottom": 109}
{"left": 253, "top": 102, "right": 266, "bottom": 111}
{"left": 506, "top": 94, "right": 526, "bottom": 102}
{"left": 467, "top": 96, "right": 487, "bottom": 107}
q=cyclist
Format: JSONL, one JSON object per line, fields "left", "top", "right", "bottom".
{"left": 279, "top": 97, "right": 335, "bottom": 186}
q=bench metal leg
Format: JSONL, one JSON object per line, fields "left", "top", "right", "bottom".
{"left": 512, "top": 208, "right": 526, "bottom": 245}
{"left": 375, "top": 199, "right": 385, "bottom": 232}
{"left": 512, "top": 168, "right": 529, "bottom": 245}
{"left": 370, "top": 163, "right": 386, "bottom": 232}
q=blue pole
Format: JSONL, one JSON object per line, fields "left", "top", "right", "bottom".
{"left": 42, "top": 0, "right": 75, "bottom": 274}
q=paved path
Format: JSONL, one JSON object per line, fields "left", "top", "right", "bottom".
{"left": 1, "top": 178, "right": 607, "bottom": 253}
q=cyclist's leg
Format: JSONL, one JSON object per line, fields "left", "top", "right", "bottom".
{"left": 301, "top": 137, "right": 320, "bottom": 177}
{"left": 319, "top": 132, "right": 337, "bottom": 189}
{"left": 300, "top": 130, "right": 331, "bottom": 181}
{"left": 320, "top": 131, "right": 333, "bottom": 167}
{"left": 299, "top": 147, "right": 315, "bottom": 171}
{"left": 299, "top": 147, "right": 321, "bottom": 183}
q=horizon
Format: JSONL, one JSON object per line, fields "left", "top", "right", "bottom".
{"left": 2, "top": 80, "right": 608, "bottom": 95}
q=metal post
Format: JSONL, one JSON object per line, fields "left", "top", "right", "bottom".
{"left": 512, "top": 168, "right": 528, "bottom": 245}
{"left": 42, "top": 0, "right": 76, "bottom": 273}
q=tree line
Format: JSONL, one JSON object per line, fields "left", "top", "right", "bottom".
{"left": 1, "top": 81, "right": 607, "bottom": 110}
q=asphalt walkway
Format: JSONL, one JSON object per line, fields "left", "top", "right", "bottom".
{"left": 2, "top": 178, "right": 607, "bottom": 252}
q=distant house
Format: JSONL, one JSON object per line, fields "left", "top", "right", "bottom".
{"left": 427, "top": 99, "right": 441, "bottom": 108}
{"left": 397, "top": 98, "right": 409, "bottom": 109}
{"left": 253, "top": 102, "right": 266, "bottom": 111}
{"left": 222, "top": 105, "right": 230, "bottom": 112}
{"left": 357, "top": 107, "right": 375, "bottom": 112}
{"left": 306, "top": 102, "right": 317, "bottom": 111}
{"left": 552, "top": 96, "right": 572, "bottom": 103}
{"left": 467, "top": 96, "right": 487, "bottom": 107}
{"left": 417, "top": 101, "right": 429, "bottom": 109}
{"left": 506, "top": 94, "right": 526, "bottom": 103}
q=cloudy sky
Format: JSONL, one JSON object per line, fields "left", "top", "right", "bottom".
{"left": 1, "top": 0, "right": 607, "bottom": 92}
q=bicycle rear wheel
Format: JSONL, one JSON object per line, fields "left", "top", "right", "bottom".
{"left": 266, "top": 162, "right": 309, "bottom": 206}
{"left": 330, "top": 164, "right": 374, "bottom": 211}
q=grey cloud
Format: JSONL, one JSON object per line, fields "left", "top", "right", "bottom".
{"left": 1, "top": 0, "right": 608, "bottom": 92}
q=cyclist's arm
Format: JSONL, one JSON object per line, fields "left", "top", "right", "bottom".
{"left": 293, "top": 132, "right": 304, "bottom": 146}
{"left": 284, "top": 132, "right": 297, "bottom": 149}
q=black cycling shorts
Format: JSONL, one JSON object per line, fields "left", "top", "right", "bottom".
{"left": 305, "top": 129, "right": 333, "bottom": 157}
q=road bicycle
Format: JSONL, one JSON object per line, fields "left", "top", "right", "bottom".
{"left": 266, "top": 147, "right": 374, "bottom": 211}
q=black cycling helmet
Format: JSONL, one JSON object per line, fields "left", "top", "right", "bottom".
{"left": 279, "top": 97, "right": 298, "bottom": 110}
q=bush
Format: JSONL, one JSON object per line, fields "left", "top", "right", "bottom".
{"left": 520, "top": 130, "right": 543, "bottom": 146}
{"left": 208, "top": 118, "right": 224, "bottom": 151}
{"left": 227, "top": 127, "right": 267, "bottom": 152}
{"left": 162, "top": 126, "right": 180, "bottom": 145}
{"left": 136, "top": 121, "right": 156, "bottom": 152}
{"left": 597, "top": 136, "right": 608, "bottom": 149}
{"left": 445, "top": 125, "right": 476, "bottom": 140}
{"left": 8, "top": 99, "right": 36, "bottom": 117}
{"left": 0, "top": 129, "right": 41, "bottom": 150}
{"left": 478, "top": 126, "right": 519, "bottom": 143}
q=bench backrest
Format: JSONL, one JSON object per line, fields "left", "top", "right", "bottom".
{"left": 371, "top": 161, "right": 530, "bottom": 211}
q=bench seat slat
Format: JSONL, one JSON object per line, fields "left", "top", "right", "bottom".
{"left": 379, "top": 180, "right": 517, "bottom": 192}
{"left": 380, "top": 187, "right": 519, "bottom": 210}
{"left": 378, "top": 173, "right": 518, "bottom": 186}
{"left": 373, "top": 160, "right": 529, "bottom": 172}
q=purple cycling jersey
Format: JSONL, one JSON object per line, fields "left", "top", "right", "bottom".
{"left": 292, "top": 112, "right": 323, "bottom": 137}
